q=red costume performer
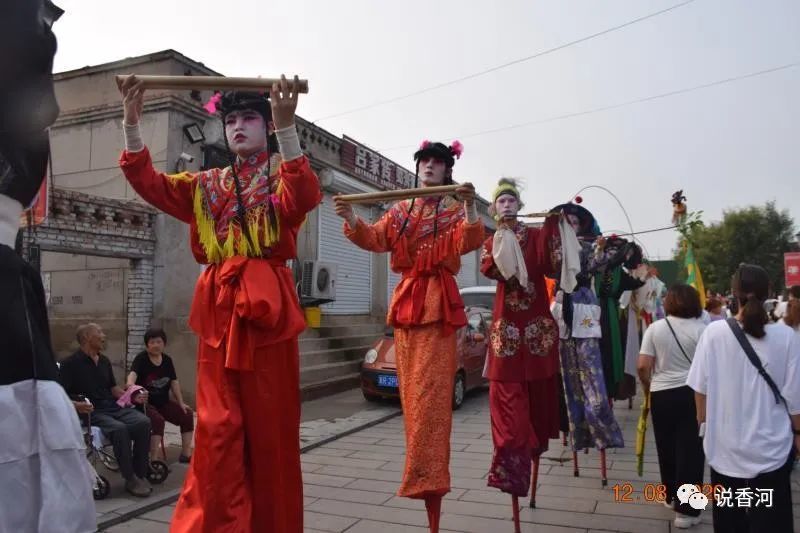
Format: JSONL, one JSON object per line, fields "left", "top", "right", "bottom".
{"left": 480, "top": 179, "right": 574, "bottom": 530}
{"left": 118, "top": 78, "right": 320, "bottom": 532}
{"left": 335, "top": 141, "right": 484, "bottom": 533}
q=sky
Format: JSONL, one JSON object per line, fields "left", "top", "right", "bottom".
{"left": 52, "top": 0, "right": 799, "bottom": 260}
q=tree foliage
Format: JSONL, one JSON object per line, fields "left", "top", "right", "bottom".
{"left": 674, "top": 202, "right": 796, "bottom": 294}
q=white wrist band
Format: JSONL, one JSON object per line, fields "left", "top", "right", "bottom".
{"left": 465, "top": 202, "right": 478, "bottom": 224}
{"left": 275, "top": 124, "right": 302, "bottom": 161}
{"left": 123, "top": 122, "right": 144, "bottom": 153}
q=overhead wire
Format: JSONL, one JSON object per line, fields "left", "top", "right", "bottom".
{"left": 379, "top": 61, "right": 800, "bottom": 152}
{"left": 312, "top": 0, "right": 697, "bottom": 123}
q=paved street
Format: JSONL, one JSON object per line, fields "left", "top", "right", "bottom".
{"left": 103, "top": 389, "right": 799, "bottom": 532}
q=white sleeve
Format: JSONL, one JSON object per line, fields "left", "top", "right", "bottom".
{"left": 781, "top": 331, "right": 800, "bottom": 415}
{"left": 558, "top": 216, "right": 580, "bottom": 293}
{"left": 640, "top": 322, "right": 657, "bottom": 357}
{"left": 275, "top": 124, "right": 303, "bottom": 161}
{"left": 123, "top": 122, "right": 144, "bottom": 153}
{"left": 686, "top": 328, "right": 709, "bottom": 393}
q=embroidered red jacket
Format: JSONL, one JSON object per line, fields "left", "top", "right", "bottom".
{"left": 480, "top": 217, "right": 562, "bottom": 382}
{"left": 120, "top": 148, "right": 322, "bottom": 370}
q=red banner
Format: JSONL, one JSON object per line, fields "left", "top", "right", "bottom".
{"left": 20, "top": 175, "right": 48, "bottom": 227}
{"left": 785, "top": 252, "right": 800, "bottom": 287}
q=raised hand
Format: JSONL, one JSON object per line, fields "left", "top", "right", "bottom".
{"left": 116, "top": 75, "right": 145, "bottom": 125}
{"left": 333, "top": 195, "right": 356, "bottom": 226}
{"left": 270, "top": 74, "right": 301, "bottom": 130}
{"left": 455, "top": 182, "right": 476, "bottom": 206}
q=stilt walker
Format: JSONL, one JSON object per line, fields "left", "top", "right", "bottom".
{"left": 480, "top": 179, "right": 580, "bottom": 530}
{"left": 118, "top": 75, "right": 321, "bottom": 532}
{"left": 334, "top": 141, "right": 484, "bottom": 533}
{"left": 551, "top": 200, "right": 625, "bottom": 486}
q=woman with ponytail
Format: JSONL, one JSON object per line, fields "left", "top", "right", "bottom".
{"left": 334, "top": 140, "right": 483, "bottom": 533}
{"left": 687, "top": 263, "right": 800, "bottom": 532}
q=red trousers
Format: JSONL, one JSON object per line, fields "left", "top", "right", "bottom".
{"left": 145, "top": 401, "right": 194, "bottom": 436}
{"left": 487, "top": 376, "right": 559, "bottom": 496}
{"left": 170, "top": 337, "right": 302, "bottom": 533}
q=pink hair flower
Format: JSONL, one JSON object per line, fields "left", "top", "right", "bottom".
{"left": 203, "top": 92, "right": 222, "bottom": 114}
{"left": 450, "top": 140, "right": 464, "bottom": 159}
{"left": 269, "top": 193, "right": 281, "bottom": 210}
{"left": 575, "top": 195, "right": 583, "bottom": 204}
{"left": 419, "top": 139, "right": 431, "bottom": 150}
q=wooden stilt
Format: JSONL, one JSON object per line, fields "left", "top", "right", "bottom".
{"left": 425, "top": 495, "right": 442, "bottom": 533}
{"left": 573, "top": 450, "right": 579, "bottom": 477}
{"left": 529, "top": 456, "right": 540, "bottom": 508}
{"left": 600, "top": 449, "right": 608, "bottom": 487}
{"left": 512, "top": 495, "right": 521, "bottom": 533}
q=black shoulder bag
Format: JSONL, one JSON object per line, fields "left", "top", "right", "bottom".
{"left": 726, "top": 318, "right": 796, "bottom": 464}
{"left": 665, "top": 318, "right": 693, "bottom": 365}
{"left": 726, "top": 318, "right": 790, "bottom": 416}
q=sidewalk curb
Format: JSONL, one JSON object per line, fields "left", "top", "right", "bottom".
{"left": 299, "top": 408, "right": 402, "bottom": 454}
{"left": 96, "top": 408, "right": 402, "bottom": 531}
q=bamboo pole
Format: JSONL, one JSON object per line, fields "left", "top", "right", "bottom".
{"left": 512, "top": 211, "right": 559, "bottom": 218}
{"left": 336, "top": 184, "right": 459, "bottom": 204}
{"left": 115, "top": 75, "right": 309, "bottom": 94}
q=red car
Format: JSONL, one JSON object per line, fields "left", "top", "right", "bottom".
{"left": 360, "top": 305, "right": 494, "bottom": 409}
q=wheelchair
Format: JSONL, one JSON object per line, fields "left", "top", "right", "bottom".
{"left": 77, "top": 398, "right": 170, "bottom": 500}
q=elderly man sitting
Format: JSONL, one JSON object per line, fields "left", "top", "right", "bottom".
{"left": 58, "top": 323, "right": 152, "bottom": 497}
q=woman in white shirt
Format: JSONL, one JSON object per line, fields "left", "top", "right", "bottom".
{"left": 687, "top": 264, "right": 800, "bottom": 533}
{"left": 638, "top": 284, "right": 707, "bottom": 529}
{"left": 781, "top": 298, "right": 799, "bottom": 332}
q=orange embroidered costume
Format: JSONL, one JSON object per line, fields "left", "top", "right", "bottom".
{"left": 342, "top": 141, "right": 483, "bottom": 533}
{"left": 119, "top": 90, "right": 321, "bottom": 532}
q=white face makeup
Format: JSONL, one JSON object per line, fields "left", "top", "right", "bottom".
{"left": 567, "top": 213, "right": 581, "bottom": 233}
{"left": 418, "top": 157, "right": 448, "bottom": 186}
{"left": 224, "top": 110, "right": 269, "bottom": 158}
{"left": 495, "top": 194, "right": 520, "bottom": 218}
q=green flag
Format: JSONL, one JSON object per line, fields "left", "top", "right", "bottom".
{"left": 685, "top": 245, "right": 706, "bottom": 307}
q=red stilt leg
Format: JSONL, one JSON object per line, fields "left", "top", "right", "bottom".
{"left": 628, "top": 397, "right": 633, "bottom": 410}
{"left": 561, "top": 431, "right": 567, "bottom": 446}
{"left": 573, "top": 450, "right": 579, "bottom": 477}
{"left": 425, "top": 495, "right": 442, "bottom": 533}
{"left": 530, "top": 456, "right": 540, "bottom": 508}
{"left": 608, "top": 397, "right": 613, "bottom": 408}
{"left": 512, "top": 495, "right": 521, "bottom": 533}
{"left": 600, "top": 449, "right": 608, "bottom": 487}
{"left": 584, "top": 447, "right": 589, "bottom": 454}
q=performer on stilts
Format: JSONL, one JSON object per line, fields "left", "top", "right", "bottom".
{"left": 117, "top": 75, "right": 321, "bottom": 532}
{"left": 334, "top": 140, "right": 484, "bottom": 533}
{"left": 594, "top": 236, "right": 645, "bottom": 404}
{"left": 551, "top": 200, "right": 625, "bottom": 486}
{"left": 479, "top": 179, "right": 579, "bottom": 531}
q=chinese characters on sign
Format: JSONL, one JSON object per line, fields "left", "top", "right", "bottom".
{"left": 341, "top": 136, "right": 416, "bottom": 191}
{"left": 785, "top": 252, "right": 800, "bottom": 287}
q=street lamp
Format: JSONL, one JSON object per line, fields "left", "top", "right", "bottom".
{"left": 183, "top": 123, "right": 205, "bottom": 144}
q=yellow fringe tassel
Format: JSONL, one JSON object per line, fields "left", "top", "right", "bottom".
{"left": 192, "top": 181, "right": 281, "bottom": 263}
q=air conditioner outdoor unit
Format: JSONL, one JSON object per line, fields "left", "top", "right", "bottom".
{"left": 301, "top": 261, "right": 336, "bottom": 300}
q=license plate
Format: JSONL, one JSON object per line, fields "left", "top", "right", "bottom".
{"left": 377, "top": 374, "right": 398, "bottom": 388}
